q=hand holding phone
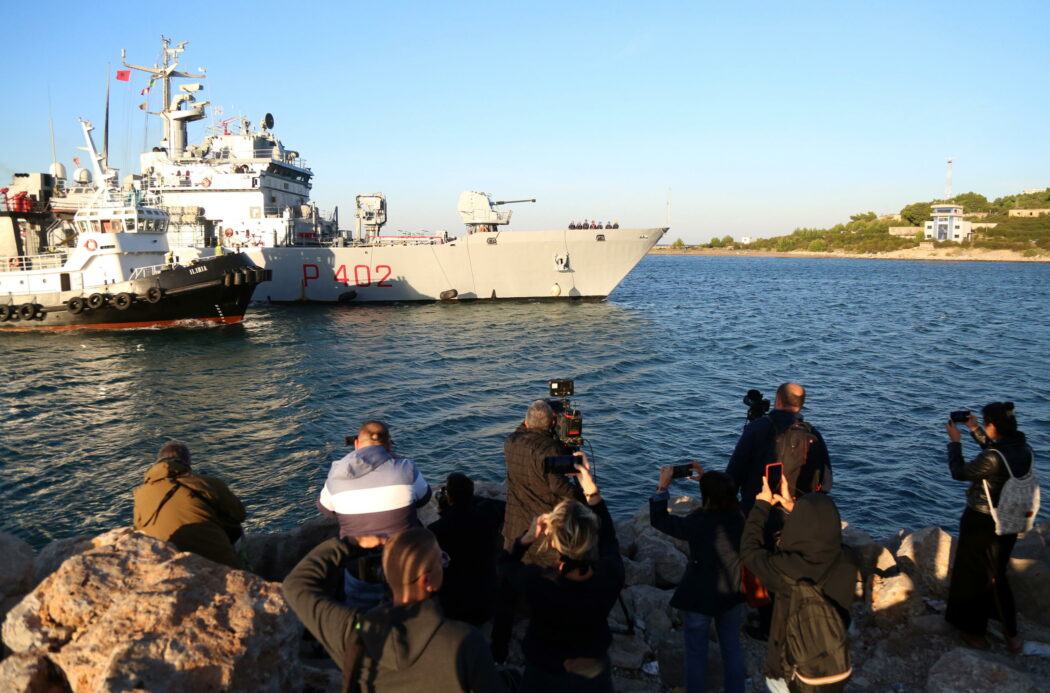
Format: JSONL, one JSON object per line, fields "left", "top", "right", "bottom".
{"left": 765, "top": 462, "right": 784, "bottom": 494}
{"left": 544, "top": 455, "right": 578, "bottom": 475}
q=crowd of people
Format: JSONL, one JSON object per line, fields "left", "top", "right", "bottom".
{"left": 569, "top": 220, "right": 619, "bottom": 230}
{"left": 130, "top": 384, "right": 1038, "bottom": 692}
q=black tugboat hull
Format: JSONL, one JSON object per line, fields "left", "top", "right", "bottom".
{"left": 0, "top": 253, "right": 269, "bottom": 331}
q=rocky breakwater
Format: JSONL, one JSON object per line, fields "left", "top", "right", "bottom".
{"left": 3, "top": 485, "right": 1050, "bottom": 692}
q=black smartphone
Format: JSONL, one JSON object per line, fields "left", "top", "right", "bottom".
{"left": 950, "top": 409, "right": 971, "bottom": 423}
{"left": 544, "top": 455, "right": 578, "bottom": 475}
{"left": 765, "top": 462, "right": 784, "bottom": 491}
{"left": 672, "top": 463, "right": 694, "bottom": 479}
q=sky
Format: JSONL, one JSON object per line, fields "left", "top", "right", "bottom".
{"left": 2, "top": 1, "right": 1047, "bottom": 243}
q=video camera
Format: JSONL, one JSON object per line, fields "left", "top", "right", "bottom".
{"left": 547, "top": 379, "right": 584, "bottom": 450}
{"left": 743, "top": 388, "right": 770, "bottom": 422}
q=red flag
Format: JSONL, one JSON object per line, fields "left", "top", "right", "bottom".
{"left": 140, "top": 87, "right": 150, "bottom": 95}
{"left": 116, "top": 70, "right": 131, "bottom": 81}
{"left": 73, "top": 157, "right": 81, "bottom": 166}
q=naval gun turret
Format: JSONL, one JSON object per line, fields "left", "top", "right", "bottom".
{"left": 354, "top": 193, "right": 387, "bottom": 242}
{"left": 457, "top": 191, "right": 535, "bottom": 233}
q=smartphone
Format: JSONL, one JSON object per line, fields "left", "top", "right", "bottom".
{"left": 765, "top": 462, "right": 784, "bottom": 491}
{"left": 950, "top": 409, "right": 971, "bottom": 423}
{"left": 544, "top": 455, "right": 578, "bottom": 475}
{"left": 672, "top": 463, "right": 694, "bottom": 479}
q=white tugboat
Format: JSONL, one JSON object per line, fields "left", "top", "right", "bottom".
{"left": 0, "top": 120, "right": 268, "bottom": 330}
{"left": 118, "top": 37, "right": 665, "bottom": 303}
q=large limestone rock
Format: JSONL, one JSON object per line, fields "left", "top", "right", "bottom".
{"left": 924, "top": 647, "right": 1042, "bottom": 692}
{"left": 1009, "top": 557, "right": 1050, "bottom": 627}
{"left": 3, "top": 528, "right": 302, "bottom": 693}
{"left": 870, "top": 572, "right": 924, "bottom": 628}
{"left": 0, "top": 652, "right": 72, "bottom": 692}
{"left": 621, "top": 584, "right": 677, "bottom": 649}
{"left": 31, "top": 535, "right": 94, "bottom": 587}
{"left": 0, "top": 532, "right": 34, "bottom": 619}
{"left": 842, "top": 523, "right": 897, "bottom": 577}
{"left": 633, "top": 533, "right": 687, "bottom": 588}
{"left": 895, "top": 526, "right": 955, "bottom": 598}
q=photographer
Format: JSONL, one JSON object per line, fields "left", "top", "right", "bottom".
{"left": 741, "top": 476, "right": 857, "bottom": 693}
{"left": 317, "top": 420, "right": 432, "bottom": 609}
{"left": 428, "top": 472, "right": 504, "bottom": 627}
{"left": 504, "top": 400, "right": 582, "bottom": 567}
{"left": 502, "top": 452, "right": 623, "bottom": 693}
{"left": 650, "top": 464, "right": 746, "bottom": 693}
{"left": 944, "top": 403, "right": 1035, "bottom": 653}
{"left": 283, "top": 528, "right": 511, "bottom": 692}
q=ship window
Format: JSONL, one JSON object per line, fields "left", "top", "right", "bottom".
{"left": 125, "top": 218, "right": 135, "bottom": 231}
{"left": 595, "top": 234, "right": 605, "bottom": 241}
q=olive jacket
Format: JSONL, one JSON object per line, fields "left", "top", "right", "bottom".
{"left": 133, "top": 459, "right": 246, "bottom": 569}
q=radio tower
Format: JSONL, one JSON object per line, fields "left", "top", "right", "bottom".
{"left": 945, "top": 157, "right": 954, "bottom": 200}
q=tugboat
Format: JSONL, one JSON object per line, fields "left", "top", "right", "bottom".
{"left": 0, "top": 120, "right": 269, "bottom": 330}
{"left": 118, "top": 37, "right": 666, "bottom": 303}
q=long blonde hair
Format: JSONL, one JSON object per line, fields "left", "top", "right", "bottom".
{"left": 543, "top": 500, "right": 599, "bottom": 562}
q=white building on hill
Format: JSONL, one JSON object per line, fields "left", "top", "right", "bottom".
{"left": 924, "top": 204, "right": 972, "bottom": 241}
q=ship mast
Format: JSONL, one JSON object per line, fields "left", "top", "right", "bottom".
{"left": 121, "top": 37, "right": 208, "bottom": 159}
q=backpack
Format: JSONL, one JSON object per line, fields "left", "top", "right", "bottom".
{"left": 983, "top": 448, "right": 1040, "bottom": 536}
{"left": 771, "top": 418, "right": 823, "bottom": 497}
{"left": 781, "top": 563, "right": 852, "bottom": 687}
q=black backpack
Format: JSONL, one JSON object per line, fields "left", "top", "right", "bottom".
{"left": 780, "top": 564, "right": 852, "bottom": 688}
{"left": 772, "top": 418, "right": 824, "bottom": 497}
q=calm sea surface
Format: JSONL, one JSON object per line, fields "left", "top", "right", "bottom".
{"left": 3, "top": 255, "right": 1049, "bottom": 548}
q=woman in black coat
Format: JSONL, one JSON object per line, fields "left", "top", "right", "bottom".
{"left": 945, "top": 401, "right": 1034, "bottom": 653}
{"left": 650, "top": 466, "right": 745, "bottom": 693}
{"left": 740, "top": 477, "right": 857, "bottom": 693}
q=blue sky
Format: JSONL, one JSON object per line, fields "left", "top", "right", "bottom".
{"left": 2, "top": 1, "right": 1047, "bottom": 242}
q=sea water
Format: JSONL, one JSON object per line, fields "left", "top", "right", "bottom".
{"left": 3, "top": 255, "right": 1048, "bottom": 547}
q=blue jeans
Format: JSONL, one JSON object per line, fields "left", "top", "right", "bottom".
{"left": 683, "top": 604, "right": 745, "bottom": 693}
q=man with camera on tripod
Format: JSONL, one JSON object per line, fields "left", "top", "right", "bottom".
{"left": 504, "top": 400, "right": 583, "bottom": 567}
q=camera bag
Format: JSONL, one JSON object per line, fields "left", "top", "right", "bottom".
{"left": 982, "top": 448, "right": 1039, "bottom": 536}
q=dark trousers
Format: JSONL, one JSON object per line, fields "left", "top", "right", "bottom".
{"left": 945, "top": 506, "right": 1018, "bottom": 637}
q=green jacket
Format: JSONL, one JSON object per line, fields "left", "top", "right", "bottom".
{"left": 133, "top": 459, "right": 246, "bottom": 569}
{"left": 283, "top": 538, "right": 509, "bottom": 692}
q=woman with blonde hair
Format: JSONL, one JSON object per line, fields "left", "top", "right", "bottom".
{"left": 503, "top": 451, "right": 624, "bottom": 692}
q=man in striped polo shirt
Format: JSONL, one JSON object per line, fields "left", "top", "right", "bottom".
{"left": 318, "top": 420, "right": 432, "bottom": 607}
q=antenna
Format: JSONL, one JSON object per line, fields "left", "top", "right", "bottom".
{"left": 48, "top": 87, "right": 57, "bottom": 164}
{"left": 103, "top": 64, "right": 111, "bottom": 167}
{"left": 945, "top": 157, "right": 953, "bottom": 200}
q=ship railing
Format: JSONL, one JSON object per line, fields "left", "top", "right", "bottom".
{"left": 129, "top": 263, "right": 168, "bottom": 280}
{"left": 2, "top": 252, "right": 68, "bottom": 271}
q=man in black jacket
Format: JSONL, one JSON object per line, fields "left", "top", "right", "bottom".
{"left": 283, "top": 528, "right": 510, "bottom": 692}
{"left": 428, "top": 473, "right": 504, "bottom": 626}
{"left": 503, "top": 400, "right": 580, "bottom": 566}
{"left": 726, "top": 382, "right": 833, "bottom": 514}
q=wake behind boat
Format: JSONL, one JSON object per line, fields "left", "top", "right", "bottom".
{"left": 116, "top": 37, "right": 665, "bottom": 303}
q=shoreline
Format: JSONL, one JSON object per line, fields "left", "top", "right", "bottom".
{"left": 650, "top": 247, "right": 1050, "bottom": 263}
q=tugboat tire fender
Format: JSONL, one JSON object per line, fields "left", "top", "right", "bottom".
{"left": 18, "top": 303, "right": 37, "bottom": 320}
{"left": 233, "top": 270, "right": 244, "bottom": 286}
{"left": 0, "top": 305, "right": 10, "bottom": 321}
{"left": 113, "top": 293, "right": 134, "bottom": 310}
{"left": 87, "top": 293, "right": 106, "bottom": 310}
{"left": 253, "top": 267, "right": 267, "bottom": 284}
{"left": 67, "top": 297, "right": 85, "bottom": 314}
{"left": 146, "top": 287, "right": 163, "bottom": 303}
